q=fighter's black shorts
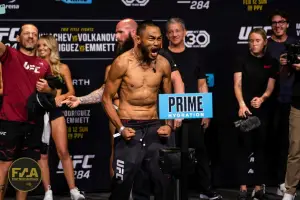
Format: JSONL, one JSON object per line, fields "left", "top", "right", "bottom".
{"left": 0, "top": 120, "right": 43, "bottom": 161}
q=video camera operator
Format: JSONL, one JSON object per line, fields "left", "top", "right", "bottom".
{"left": 266, "top": 10, "right": 298, "bottom": 197}
{"left": 281, "top": 41, "right": 300, "bottom": 200}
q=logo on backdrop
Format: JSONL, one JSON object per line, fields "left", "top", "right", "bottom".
{"left": 237, "top": 26, "right": 272, "bottom": 44}
{"left": 0, "top": 27, "right": 19, "bottom": 48}
{"left": 0, "top": 0, "right": 20, "bottom": 15}
{"left": 122, "top": 0, "right": 150, "bottom": 6}
{"left": 159, "top": 93, "right": 213, "bottom": 119}
{"left": 57, "top": 155, "right": 95, "bottom": 180}
{"left": 177, "top": 0, "right": 210, "bottom": 10}
{"left": 8, "top": 158, "right": 42, "bottom": 192}
{"left": 242, "top": 0, "right": 268, "bottom": 11}
{"left": 296, "top": 23, "right": 300, "bottom": 37}
{"left": 56, "top": 0, "right": 92, "bottom": 4}
{"left": 185, "top": 30, "right": 210, "bottom": 48}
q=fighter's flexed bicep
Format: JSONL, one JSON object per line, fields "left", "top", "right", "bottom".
{"left": 161, "top": 58, "right": 172, "bottom": 94}
{"left": 102, "top": 56, "right": 127, "bottom": 130}
{"left": 104, "top": 58, "right": 127, "bottom": 98}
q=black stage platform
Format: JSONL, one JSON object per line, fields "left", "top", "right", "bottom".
{"left": 5, "top": 188, "right": 300, "bottom": 200}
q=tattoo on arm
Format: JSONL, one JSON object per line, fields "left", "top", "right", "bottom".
{"left": 78, "top": 87, "right": 104, "bottom": 105}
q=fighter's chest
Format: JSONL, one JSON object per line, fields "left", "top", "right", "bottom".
{"left": 125, "top": 67, "right": 163, "bottom": 88}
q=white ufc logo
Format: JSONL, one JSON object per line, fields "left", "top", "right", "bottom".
{"left": 185, "top": 30, "right": 210, "bottom": 48}
{"left": 121, "top": 0, "right": 149, "bottom": 6}
{"left": 0, "top": 28, "right": 19, "bottom": 42}
{"left": 237, "top": 26, "right": 272, "bottom": 44}
{"left": 23, "top": 62, "right": 41, "bottom": 74}
{"left": 115, "top": 159, "right": 124, "bottom": 181}
{"left": 57, "top": 155, "right": 95, "bottom": 170}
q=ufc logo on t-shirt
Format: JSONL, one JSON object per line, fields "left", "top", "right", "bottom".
{"left": 23, "top": 62, "right": 41, "bottom": 73}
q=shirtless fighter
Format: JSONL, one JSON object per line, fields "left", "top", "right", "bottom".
{"left": 63, "top": 18, "right": 184, "bottom": 177}
{"left": 102, "top": 21, "right": 173, "bottom": 200}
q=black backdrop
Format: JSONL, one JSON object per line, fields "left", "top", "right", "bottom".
{"left": 1, "top": 0, "right": 300, "bottom": 195}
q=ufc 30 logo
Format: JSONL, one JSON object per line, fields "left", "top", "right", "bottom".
{"left": 237, "top": 26, "right": 272, "bottom": 44}
{"left": 0, "top": 27, "right": 19, "bottom": 42}
{"left": 121, "top": 0, "right": 149, "bottom": 6}
{"left": 185, "top": 30, "right": 210, "bottom": 48}
{"left": 115, "top": 159, "right": 124, "bottom": 181}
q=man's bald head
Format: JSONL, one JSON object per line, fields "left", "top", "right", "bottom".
{"left": 115, "top": 18, "right": 137, "bottom": 44}
{"left": 116, "top": 18, "right": 138, "bottom": 34}
{"left": 115, "top": 18, "right": 137, "bottom": 56}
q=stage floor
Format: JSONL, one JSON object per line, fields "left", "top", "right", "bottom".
{"left": 5, "top": 188, "right": 300, "bottom": 200}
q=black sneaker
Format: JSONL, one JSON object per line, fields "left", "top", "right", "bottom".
{"left": 237, "top": 190, "right": 248, "bottom": 200}
{"left": 252, "top": 189, "right": 265, "bottom": 200}
{"left": 199, "top": 189, "right": 222, "bottom": 200}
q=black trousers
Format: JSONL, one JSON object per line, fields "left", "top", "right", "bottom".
{"left": 109, "top": 120, "right": 172, "bottom": 200}
{"left": 132, "top": 120, "right": 211, "bottom": 199}
{"left": 176, "top": 120, "right": 211, "bottom": 191}
{"left": 236, "top": 108, "right": 269, "bottom": 186}
{"left": 272, "top": 102, "right": 291, "bottom": 184}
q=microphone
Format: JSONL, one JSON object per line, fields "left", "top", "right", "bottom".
{"left": 234, "top": 115, "right": 261, "bottom": 132}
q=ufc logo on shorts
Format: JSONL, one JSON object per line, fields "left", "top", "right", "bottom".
{"left": 237, "top": 26, "right": 272, "bottom": 44}
{"left": 57, "top": 155, "right": 95, "bottom": 170}
{"left": 0, "top": 28, "right": 19, "bottom": 42}
{"left": 185, "top": 30, "right": 210, "bottom": 48}
{"left": 115, "top": 159, "right": 124, "bottom": 181}
{"left": 121, "top": 0, "right": 149, "bottom": 6}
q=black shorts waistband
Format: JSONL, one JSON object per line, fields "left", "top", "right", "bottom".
{"left": 121, "top": 119, "right": 161, "bottom": 127}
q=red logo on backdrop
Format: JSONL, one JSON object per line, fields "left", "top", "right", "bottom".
{"left": 264, "top": 65, "right": 271, "bottom": 69}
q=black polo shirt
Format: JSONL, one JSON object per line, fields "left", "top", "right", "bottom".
{"left": 266, "top": 36, "right": 297, "bottom": 103}
{"left": 166, "top": 48, "right": 206, "bottom": 93}
{"left": 234, "top": 52, "right": 278, "bottom": 106}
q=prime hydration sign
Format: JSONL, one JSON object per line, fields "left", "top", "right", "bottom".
{"left": 159, "top": 93, "right": 213, "bottom": 119}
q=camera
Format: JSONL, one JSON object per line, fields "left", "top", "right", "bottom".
{"left": 286, "top": 41, "right": 300, "bottom": 65}
{"left": 234, "top": 115, "right": 261, "bottom": 132}
{"left": 159, "top": 147, "right": 197, "bottom": 178}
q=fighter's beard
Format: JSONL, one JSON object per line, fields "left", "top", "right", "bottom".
{"left": 140, "top": 44, "right": 154, "bottom": 64}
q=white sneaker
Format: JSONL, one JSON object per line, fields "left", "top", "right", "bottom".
{"left": 282, "top": 193, "right": 295, "bottom": 200}
{"left": 43, "top": 189, "right": 53, "bottom": 200}
{"left": 70, "top": 187, "right": 85, "bottom": 200}
{"left": 277, "top": 183, "right": 286, "bottom": 196}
